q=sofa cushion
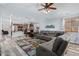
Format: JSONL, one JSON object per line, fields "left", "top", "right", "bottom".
{"left": 52, "top": 37, "right": 63, "bottom": 52}
{"left": 35, "top": 35, "right": 52, "bottom": 41}
{"left": 36, "top": 46, "right": 57, "bottom": 56}
{"left": 56, "top": 40, "right": 68, "bottom": 56}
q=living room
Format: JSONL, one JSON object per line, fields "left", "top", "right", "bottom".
{"left": 0, "top": 3, "right": 79, "bottom": 56}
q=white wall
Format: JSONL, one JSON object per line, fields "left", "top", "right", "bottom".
{"left": 0, "top": 16, "right": 64, "bottom": 31}
{"left": 41, "top": 18, "right": 63, "bottom": 31}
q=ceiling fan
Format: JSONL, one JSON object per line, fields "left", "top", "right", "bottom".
{"left": 39, "top": 3, "right": 56, "bottom": 13}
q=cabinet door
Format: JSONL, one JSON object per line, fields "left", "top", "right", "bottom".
{"left": 64, "top": 18, "right": 79, "bottom": 32}
{"left": 65, "top": 20, "right": 72, "bottom": 32}
{"left": 71, "top": 19, "right": 78, "bottom": 32}
{"left": 72, "top": 26, "right": 78, "bottom": 32}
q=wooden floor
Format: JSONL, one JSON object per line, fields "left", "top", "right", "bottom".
{"left": 0, "top": 35, "right": 79, "bottom": 56}
{"left": 65, "top": 43, "right": 79, "bottom": 56}
{"left": 0, "top": 36, "right": 28, "bottom": 56}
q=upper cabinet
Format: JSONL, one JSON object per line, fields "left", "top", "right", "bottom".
{"left": 64, "top": 17, "right": 79, "bottom": 32}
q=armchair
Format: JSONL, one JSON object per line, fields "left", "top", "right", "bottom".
{"left": 36, "top": 37, "right": 68, "bottom": 56}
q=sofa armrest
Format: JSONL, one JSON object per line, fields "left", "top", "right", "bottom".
{"left": 40, "top": 37, "right": 56, "bottom": 51}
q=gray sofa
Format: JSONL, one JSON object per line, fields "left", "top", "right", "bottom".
{"left": 36, "top": 37, "right": 68, "bottom": 56}
{"left": 39, "top": 31, "right": 64, "bottom": 37}
{"left": 35, "top": 35, "right": 52, "bottom": 41}
{"left": 35, "top": 31, "right": 64, "bottom": 42}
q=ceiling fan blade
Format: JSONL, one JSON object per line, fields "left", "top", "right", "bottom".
{"left": 49, "top": 7, "right": 56, "bottom": 10}
{"left": 47, "top": 3, "right": 54, "bottom": 7}
{"left": 45, "top": 3, "right": 48, "bottom": 7}
{"left": 38, "top": 8, "right": 45, "bottom": 11}
{"left": 41, "top": 4, "right": 45, "bottom": 7}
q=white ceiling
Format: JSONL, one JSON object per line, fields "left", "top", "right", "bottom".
{"left": 0, "top": 3, "right": 79, "bottom": 19}
{"left": 0, "top": 3, "right": 79, "bottom": 30}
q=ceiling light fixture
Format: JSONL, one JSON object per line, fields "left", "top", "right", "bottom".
{"left": 38, "top": 3, "right": 56, "bottom": 14}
